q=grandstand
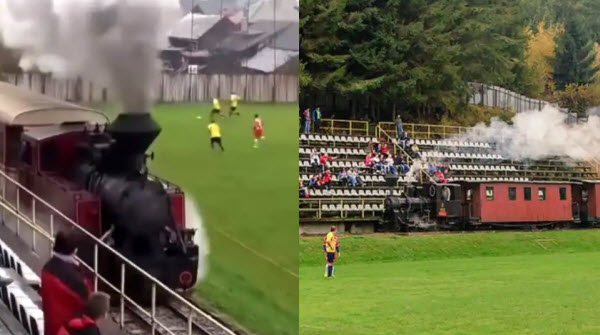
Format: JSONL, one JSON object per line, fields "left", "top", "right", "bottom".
{"left": 299, "top": 119, "right": 599, "bottom": 234}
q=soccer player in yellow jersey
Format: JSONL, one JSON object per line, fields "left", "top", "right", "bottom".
{"left": 208, "top": 120, "right": 224, "bottom": 151}
{"left": 323, "top": 226, "right": 340, "bottom": 277}
{"left": 229, "top": 92, "right": 240, "bottom": 116}
{"left": 211, "top": 97, "right": 222, "bottom": 118}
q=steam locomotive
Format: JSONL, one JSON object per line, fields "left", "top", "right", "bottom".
{"left": 0, "top": 82, "right": 199, "bottom": 299}
{"left": 383, "top": 180, "right": 600, "bottom": 231}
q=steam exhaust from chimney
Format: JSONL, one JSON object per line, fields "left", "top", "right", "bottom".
{"left": 0, "top": 0, "right": 181, "bottom": 114}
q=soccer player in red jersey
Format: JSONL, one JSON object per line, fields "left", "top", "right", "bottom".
{"left": 253, "top": 114, "right": 265, "bottom": 148}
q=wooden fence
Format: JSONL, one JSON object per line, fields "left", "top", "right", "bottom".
{"left": 1, "top": 72, "right": 299, "bottom": 103}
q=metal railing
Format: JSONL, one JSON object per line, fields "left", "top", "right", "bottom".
{"left": 0, "top": 169, "right": 235, "bottom": 335}
{"left": 377, "top": 122, "right": 468, "bottom": 140}
{"left": 320, "top": 119, "right": 370, "bottom": 136}
{"left": 376, "top": 126, "right": 435, "bottom": 184}
{"left": 299, "top": 198, "right": 385, "bottom": 219}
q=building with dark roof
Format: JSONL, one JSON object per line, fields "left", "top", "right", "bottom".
{"left": 179, "top": 0, "right": 243, "bottom": 15}
{"left": 168, "top": 13, "right": 242, "bottom": 49}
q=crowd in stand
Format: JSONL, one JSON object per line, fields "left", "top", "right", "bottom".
{"left": 429, "top": 164, "right": 450, "bottom": 183}
{"left": 299, "top": 113, "right": 451, "bottom": 198}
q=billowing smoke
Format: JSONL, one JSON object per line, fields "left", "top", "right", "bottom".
{"left": 185, "top": 196, "right": 209, "bottom": 282}
{"left": 405, "top": 160, "right": 422, "bottom": 184}
{"left": 457, "top": 105, "right": 600, "bottom": 162}
{"left": 0, "top": 0, "right": 180, "bottom": 113}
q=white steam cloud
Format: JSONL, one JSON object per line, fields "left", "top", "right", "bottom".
{"left": 457, "top": 105, "right": 600, "bottom": 162}
{"left": 185, "top": 196, "right": 210, "bottom": 282}
{"left": 0, "top": 0, "right": 181, "bottom": 113}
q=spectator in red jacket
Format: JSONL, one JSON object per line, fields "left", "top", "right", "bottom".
{"left": 319, "top": 153, "right": 335, "bottom": 171}
{"left": 321, "top": 170, "right": 332, "bottom": 190}
{"left": 434, "top": 169, "right": 448, "bottom": 183}
{"left": 42, "top": 231, "right": 93, "bottom": 335}
{"left": 57, "top": 292, "right": 110, "bottom": 335}
{"left": 380, "top": 142, "right": 389, "bottom": 155}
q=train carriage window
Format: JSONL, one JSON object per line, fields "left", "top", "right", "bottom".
{"left": 466, "top": 189, "right": 473, "bottom": 201}
{"left": 524, "top": 187, "right": 531, "bottom": 201}
{"left": 538, "top": 187, "right": 546, "bottom": 200}
{"left": 485, "top": 186, "right": 494, "bottom": 200}
{"left": 508, "top": 187, "right": 516, "bottom": 200}
{"left": 20, "top": 141, "right": 32, "bottom": 166}
{"left": 441, "top": 186, "right": 451, "bottom": 201}
{"left": 559, "top": 187, "right": 567, "bottom": 200}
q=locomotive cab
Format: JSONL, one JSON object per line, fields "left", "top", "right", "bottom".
{"left": 422, "top": 183, "right": 462, "bottom": 219}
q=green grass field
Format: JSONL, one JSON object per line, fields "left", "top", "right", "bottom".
{"left": 300, "top": 231, "right": 600, "bottom": 335}
{"left": 138, "top": 103, "right": 298, "bottom": 335}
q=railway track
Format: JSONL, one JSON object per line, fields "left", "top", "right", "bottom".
{"left": 112, "top": 298, "right": 239, "bottom": 335}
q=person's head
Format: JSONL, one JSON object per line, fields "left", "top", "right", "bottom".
{"left": 85, "top": 292, "right": 110, "bottom": 321}
{"left": 254, "top": 114, "right": 259, "bottom": 118}
{"left": 53, "top": 231, "right": 77, "bottom": 256}
{"left": 330, "top": 226, "right": 336, "bottom": 232}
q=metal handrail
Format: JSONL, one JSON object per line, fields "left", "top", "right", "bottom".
{"left": 321, "top": 118, "right": 370, "bottom": 136}
{"left": 299, "top": 197, "right": 386, "bottom": 219}
{"left": 377, "top": 122, "right": 468, "bottom": 139}
{"left": 0, "top": 169, "right": 235, "bottom": 335}
{"left": 377, "top": 126, "right": 435, "bottom": 184}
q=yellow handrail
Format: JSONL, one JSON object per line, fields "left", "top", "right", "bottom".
{"left": 377, "top": 125, "right": 435, "bottom": 183}
{"left": 320, "top": 118, "right": 370, "bottom": 136}
{"left": 378, "top": 122, "right": 468, "bottom": 140}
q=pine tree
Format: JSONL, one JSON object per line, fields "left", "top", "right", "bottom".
{"left": 552, "top": 12, "right": 599, "bottom": 90}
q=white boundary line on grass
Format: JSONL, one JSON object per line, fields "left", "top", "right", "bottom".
{"left": 213, "top": 227, "right": 299, "bottom": 278}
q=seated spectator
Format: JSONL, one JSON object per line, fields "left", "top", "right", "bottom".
{"left": 310, "top": 149, "right": 320, "bottom": 172}
{"left": 299, "top": 176, "right": 309, "bottom": 198}
{"left": 407, "top": 143, "right": 420, "bottom": 159}
{"left": 321, "top": 170, "right": 332, "bottom": 190}
{"left": 42, "top": 231, "right": 93, "bottom": 335}
{"left": 428, "top": 164, "right": 437, "bottom": 176}
{"left": 57, "top": 292, "right": 110, "bottom": 335}
{"left": 347, "top": 168, "right": 358, "bottom": 188}
{"left": 365, "top": 152, "right": 374, "bottom": 169}
{"left": 399, "top": 132, "right": 410, "bottom": 149}
{"left": 373, "top": 141, "right": 381, "bottom": 153}
{"left": 434, "top": 168, "right": 448, "bottom": 183}
{"left": 393, "top": 154, "right": 409, "bottom": 173}
{"left": 380, "top": 142, "right": 389, "bottom": 155}
{"left": 338, "top": 169, "right": 348, "bottom": 186}
{"left": 309, "top": 174, "right": 320, "bottom": 188}
{"left": 372, "top": 154, "right": 384, "bottom": 173}
{"left": 383, "top": 154, "right": 397, "bottom": 175}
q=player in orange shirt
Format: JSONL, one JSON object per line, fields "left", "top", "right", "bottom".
{"left": 253, "top": 114, "right": 265, "bottom": 148}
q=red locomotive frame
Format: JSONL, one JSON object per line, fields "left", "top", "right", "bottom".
{"left": 0, "top": 82, "right": 186, "bottom": 245}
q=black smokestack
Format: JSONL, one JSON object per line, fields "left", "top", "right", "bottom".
{"left": 107, "top": 113, "right": 161, "bottom": 174}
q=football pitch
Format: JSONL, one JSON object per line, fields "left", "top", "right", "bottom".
{"left": 145, "top": 103, "right": 298, "bottom": 335}
{"left": 300, "top": 231, "right": 600, "bottom": 335}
